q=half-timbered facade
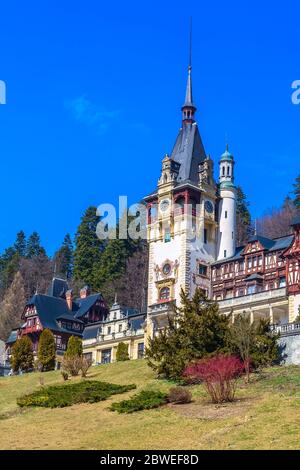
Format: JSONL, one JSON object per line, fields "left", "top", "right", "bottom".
{"left": 6, "top": 278, "right": 109, "bottom": 358}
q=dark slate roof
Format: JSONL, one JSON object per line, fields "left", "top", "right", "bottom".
{"left": 270, "top": 235, "right": 293, "bottom": 251}
{"left": 26, "top": 295, "right": 82, "bottom": 334}
{"left": 47, "top": 278, "right": 68, "bottom": 298}
{"left": 170, "top": 122, "right": 206, "bottom": 184}
{"left": 83, "top": 323, "right": 101, "bottom": 341}
{"left": 212, "top": 235, "right": 293, "bottom": 266}
{"left": 6, "top": 329, "right": 18, "bottom": 344}
{"left": 73, "top": 294, "right": 102, "bottom": 319}
{"left": 247, "top": 235, "right": 274, "bottom": 250}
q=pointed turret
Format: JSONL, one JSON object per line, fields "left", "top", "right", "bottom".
{"left": 181, "top": 64, "right": 197, "bottom": 123}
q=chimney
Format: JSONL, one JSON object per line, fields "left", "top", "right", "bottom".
{"left": 66, "top": 289, "right": 73, "bottom": 310}
{"left": 80, "top": 285, "right": 90, "bottom": 299}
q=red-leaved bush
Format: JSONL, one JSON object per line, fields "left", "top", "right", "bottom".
{"left": 183, "top": 355, "right": 244, "bottom": 404}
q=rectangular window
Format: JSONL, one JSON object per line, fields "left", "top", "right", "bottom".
{"left": 137, "top": 343, "right": 144, "bottom": 359}
{"left": 279, "top": 277, "right": 286, "bottom": 288}
{"left": 164, "top": 229, "right": 171, "bottom": 243}
{"left": 225, "top": 211, "right": 228, "bottom": 219}
{"left": 107, "top": 326, "right": 111, "bottom": 335}
{"left": 258, "top": 256, "right": 263, "bottom": 266}
{"left": 198, "top": 264, "right": 208, "bottom": 277}
{"left": 204, "top": 228, "right": 208, "bottom": 244}
{"left": 101, "top": 349, "right": 111, "bottom": 364}
{"left": 224, "top": 250, "right": 227, "bottom": 258}
{"left": 118, "top": 324, "right": 122, "bottom": 333}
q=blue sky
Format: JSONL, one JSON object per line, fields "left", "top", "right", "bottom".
{"left": 0, "top": 0, "right": 299, "bottom": 254}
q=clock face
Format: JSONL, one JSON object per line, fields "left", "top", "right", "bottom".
{"left": 160, "top": 199, "right": 170, "bottom": 212}
{"left": 204, "top": 200, "right": 214, "bottom": 214}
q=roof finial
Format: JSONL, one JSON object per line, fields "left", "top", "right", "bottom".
{"left": 182, "top": 18, "right": 196, "bottom": 122}
{"left": 254, "top": 219, "right": 257, "bottom": 236}
{"left": 189, "top": 16, "right": 192, "bottom": 70}
{"left": 114, "top": 292, "right": 118, "bottom": 305}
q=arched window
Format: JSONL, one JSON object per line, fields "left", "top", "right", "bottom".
{"left": 227, "top": 166, "right": 230, "bottom": 176}
{"left": 159, "top": 286, "right": 170, "bottom": 300}
{"left": 222, "top": 166, "right": 225, "bottom": 176}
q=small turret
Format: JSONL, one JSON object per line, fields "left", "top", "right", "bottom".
{"left": 217, "top": 145, "right": 236, "bottom": 260}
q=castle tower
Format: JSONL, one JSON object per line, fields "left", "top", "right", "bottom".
{"left": 217, "top": 145, "right": 236, "bottom": 260}
{"left": 144, "top": 58, "right": 218, "bottom": 336}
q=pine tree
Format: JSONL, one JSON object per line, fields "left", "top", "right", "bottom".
{"left": 54, "top": 234, "right": 74, "bottom": 279}
{"left": 73, "top": 206, "right": 106, "bottom": 288}
{"left": 236, "top": 186, "right": 252, "bottom": 245}
{"left": 293, "top": 174, "right": 300, "bottom": 210}
{"left": 26, "top": 232, "right": 46, "bottom": 258}
{"left": 14, "top": 231, "right": 27, "bottom": 257}
{"left": 146, "top": 288, "right": 231, "bottom": 380}
{"left": 11, "top": 336, "right": 34, "bottom": 372}
{"left": 65, "top": 335, "right": 83, "bottom": 358}
{"left": 0, "top": 271, "right": 26, "bottom": 341}
{"left": 38, "top": 329, "right": 56, "bottom": 371}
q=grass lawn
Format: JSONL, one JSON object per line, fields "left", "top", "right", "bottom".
{"left": 0, "top": 360, "right": 300, "bottom": 450}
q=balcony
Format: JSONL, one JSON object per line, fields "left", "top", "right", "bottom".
{"left": 148, "top": 300, "right": 175, "bottom": 316}
{"left": 218, "top": 288, "right": 287, "bottom": 310}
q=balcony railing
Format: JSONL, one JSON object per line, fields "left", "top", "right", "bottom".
{"left": 148, "top": 299, "right": 175, "bottom": 315}
{"left": 271, "top": 323, "right": 300, "bottom": 337}
{"left": 218, "top": 288, "right": 287, "bottom": 309}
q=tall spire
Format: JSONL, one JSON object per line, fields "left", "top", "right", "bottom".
{"left": 182, "top": 18, "right": 196, "bottom": 123}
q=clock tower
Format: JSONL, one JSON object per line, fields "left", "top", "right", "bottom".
{"left": 144, "top": 60, "right": 218, "bottom": 337}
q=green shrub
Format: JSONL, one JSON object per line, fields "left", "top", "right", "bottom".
{"left": 110, "top": 390, "right": 167, "bottom": 414}
{"left": 167, "top": 386, "right": 192, "bottom": 404}
{"left": 38, "top": 329, "right": 56, "bottom": 371}
{"left": 65, "top": 336, "right": 83, "bottom": 358}
{"left": 17, "top": 380, "right": 136, "bottom": 408}
{"left": 116, "top": 342, "right": 129, "bottom": 361}
{"left": 11, "top": 336, "right": 34, "bottom": 372}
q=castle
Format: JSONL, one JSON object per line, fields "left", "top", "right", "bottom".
{"left": 5, "top": 59, "right": 300, "bottom": 368}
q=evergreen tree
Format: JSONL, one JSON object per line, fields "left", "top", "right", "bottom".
{"left": 73, "top": 206, "right": 106, "bottom": 288}
{"left": 146, "top": 288, "right": 231, "bottom": 380}
{"left": 293, "top": 174, "right": 300, "bottom": 210}
{"left": 38, "top": 329, "right": 56, "bottom": 371}
{"left": 0, "top": 271, "right": 26, "bottom": 341}
{"left": 94, "top": 211, "right": 143, "bottom": 291}
{"left": 236, "top": 186, "right": 252, "bottom": 245}
{"left": 0, "top": 248, "right": 20, "bottom": 295}
{"left": 65, "top": 335, "right": 83, "bottom": 358}
{"left": 11, "top": 336, "right": 34, "bottom": 372}
{"left": 54, "top": 234, "right": 74, "bottom": 278}
{"left": 14, "top": 231, "right": 27, "bottom": 257}
{"left": 26, "top": 232, "right": 46, "bottom": 258}
{"left": 116, "top": 342, "right": 129, "bottom": 361}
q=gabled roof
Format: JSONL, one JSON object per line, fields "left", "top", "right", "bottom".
{"left": 246, "top": 235, "right": 274, "bottom": 250}
{"left": 170, "top": 122, "right": 206, "bottom": 184}
{"left": 26, "top": 295, "right": 83, "bottom": 333}
{"left": 73, "top": 294, "right": 103, "bottom": 319}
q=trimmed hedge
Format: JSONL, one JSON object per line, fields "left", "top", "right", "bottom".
{"left": 110, "top": 390, "right": 167, "bottom": 414}
{"left": 17, "top": 380, "right": 136, "bottom": 408}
